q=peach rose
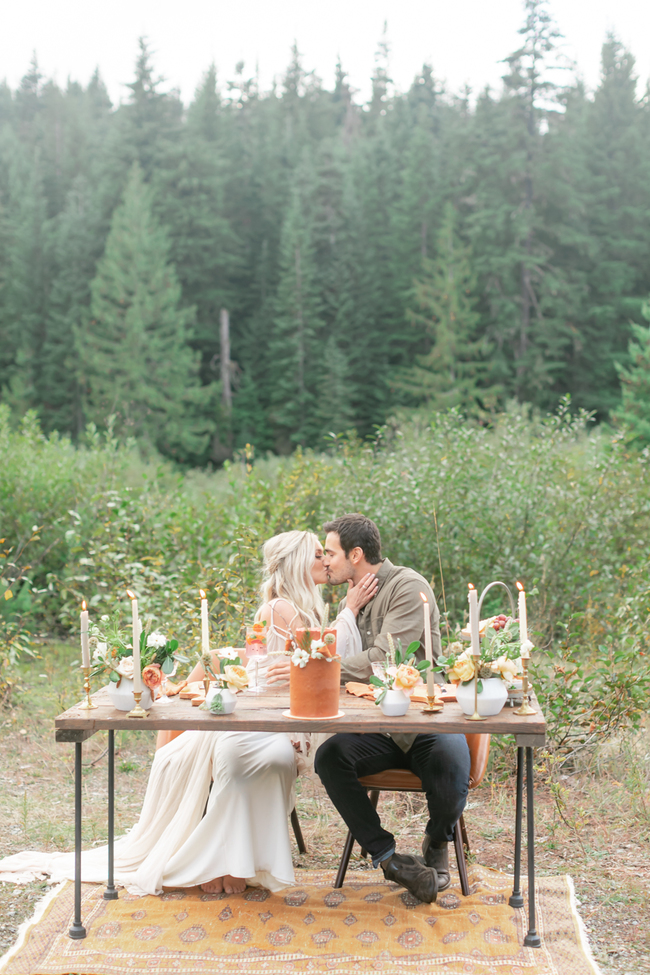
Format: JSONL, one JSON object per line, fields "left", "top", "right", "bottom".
{"left": 142, "top": 663, "right": 163, "bottom": 689}
{"left": 449, "top": 656, "right": 475, "bottom": 683}
{"left": 224, "top": 664, "right": 249, "bottom": 691}
{"left": 393, "top": 664, "right": 420, "bottom": 691}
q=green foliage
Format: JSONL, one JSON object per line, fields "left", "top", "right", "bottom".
{"left": 2, "top": 404, "right": 649, "bottom": 750}
{"left": 613, "top": 299, "right": 650, "bottom": 444}
{"left": 80, "top": 164, "right": 210, "bottom": 460}
{"left": 2, "top": 24, "right": 650, "bottom": 454}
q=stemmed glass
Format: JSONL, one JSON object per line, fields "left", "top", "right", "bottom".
{"left": 155, "top": 661, "right": 177, "bottom": 705}
{"left": 246, "top": 624, "right": 268, "bottom": 693}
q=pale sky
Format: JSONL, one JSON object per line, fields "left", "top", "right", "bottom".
{"left": 2, "top": 0, "right": 649, "bottom": 106}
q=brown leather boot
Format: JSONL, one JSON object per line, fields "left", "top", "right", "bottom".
{"left": 380, "top": 852, "right": 438, "bottom": 903}
{"left": 421, "top": 835, "right": 451, "bottom": 891}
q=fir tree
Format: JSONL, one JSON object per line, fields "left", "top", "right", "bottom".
{"left": 613, "top": 299, "right": 650, "bottom": 443}
{"left": 79, "top": 164, "right": 208, "bottom": 459}
{"left": 398, "top": 204, "right": 495, "bottom": 414}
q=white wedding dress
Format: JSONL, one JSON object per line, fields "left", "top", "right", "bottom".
{"left": 0, "top": 605, "right": 361, "bottom": 895}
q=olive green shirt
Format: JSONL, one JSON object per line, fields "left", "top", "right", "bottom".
{"left": 338, "top": 559, "right": 442, "bottom": 752}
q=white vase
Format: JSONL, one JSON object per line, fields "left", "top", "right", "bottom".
{"left": 455, "top": 677, "right": 508, "bottom": 717}
{"left": 379, "top": 688, "right": 411, "bottom": 716}
{"left": 107, "top": 678, "right": 153, "bottom": 712}
{"left": 205, "top": 683, "right": 238, "bottom": 714}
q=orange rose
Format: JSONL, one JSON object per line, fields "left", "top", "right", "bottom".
{"left": 393, "top": 664, "right": 420, "bottom": 691}
{"left": 142, "top": 663, "right": 163, "bottom": 689}
{"left": 223, "top": 664, "right": 249, "bottom": 691}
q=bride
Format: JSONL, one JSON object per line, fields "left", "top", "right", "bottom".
{"left": 0, "top": 530, "right": 376, "bottom": 897}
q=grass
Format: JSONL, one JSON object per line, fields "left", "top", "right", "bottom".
{"left": 1, "top": 641, "right": 649, "bottom": 973}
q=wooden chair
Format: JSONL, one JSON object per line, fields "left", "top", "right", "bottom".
{"left": 334, "top": 733, "right": 490, "bottom": 896}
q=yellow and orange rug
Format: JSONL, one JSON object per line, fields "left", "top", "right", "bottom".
{"left": 0, "top": 866, "right": 600, "bottom": 975}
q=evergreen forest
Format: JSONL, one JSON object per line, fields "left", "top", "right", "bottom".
{"left": 2, "top": 0, "right": 650, "bottom": 465}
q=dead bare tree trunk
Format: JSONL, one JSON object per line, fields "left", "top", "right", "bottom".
{"left": 220, "top": 308, "right": 232, "bottom": 412}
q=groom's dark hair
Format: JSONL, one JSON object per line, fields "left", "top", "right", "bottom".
{"left": 323, "top": 513, "right": 382, "bottom": 564}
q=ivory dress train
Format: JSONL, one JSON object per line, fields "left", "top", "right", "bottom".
{"left": 0, "top": 606, "right": 361, "bottom": 895}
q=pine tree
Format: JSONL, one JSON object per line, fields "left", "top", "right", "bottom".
{"left": 268, "top": 159, "right": 326, "bottom": 451}
{"left": 612, "top": 299, "right": 650, "bottom": 443}
{"left": 79, "top": 163, "right": 208, "bottom": 459}
{"left": 397, "top": 204, "right": 496, "bottom": 414}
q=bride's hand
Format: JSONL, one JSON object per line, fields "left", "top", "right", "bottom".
{"left": 345, "top": 573, "right": 379, "bottom": 617}
{"left": 267, "top": 656, "right": 291, "bottom": 684}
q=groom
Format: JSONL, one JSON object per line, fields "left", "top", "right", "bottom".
{"left": 315, "top": 513, "right": 470, "bottom": 904}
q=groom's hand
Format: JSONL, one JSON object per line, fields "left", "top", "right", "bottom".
{"left": 267, "top": 656, "right": 291, "bottom": 684}
{"left": 345, "top": 572, "right": 379, "bottom": 616}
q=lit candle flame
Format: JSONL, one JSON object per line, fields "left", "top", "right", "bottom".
{"left": 516, "top": 581, "right": 524, "bottom": 592}
{"left": 81, "top": 599, "right": 87, "bottom": 611}
{"left": 199, "top": 589, "right": 207, "bottom": 599}
{"left": 419, "top": 591, "right": 428, "bottom": 603}
{"left": 126, "top": 589, "right": 136, "bottom": 600}
{"left": 468, "top": 583, "right": 475, "bottom": 591}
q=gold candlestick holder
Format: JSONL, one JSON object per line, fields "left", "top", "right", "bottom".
{"left": 514, "top": 658, "right": 536, "bottom": 715}
{"left": 127, "top": 690, "right": 149, "bottom": 718}
{"left": 78, "top": 666, "right": 98, "bottom": 710}
{"left": 421, "top": 693, "right": 443, "bottom": 714}
{"left": 467, "top": 656, "right": 486, "bottom": 721}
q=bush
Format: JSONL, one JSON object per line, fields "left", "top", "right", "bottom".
{"left": 1, "top": 402, "right": 649, "bottom": 750}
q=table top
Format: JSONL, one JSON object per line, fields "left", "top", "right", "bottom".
{"left": 55, "top": 685, "right": 546, "bottom": 746}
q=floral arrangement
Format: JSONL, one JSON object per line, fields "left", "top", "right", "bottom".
{"left": 369, "top": 633, "right": 431, "bottom": 706}
{"left": 198, "top": 648, "right": 249, "bottom": 713}
{"left": 286, "top": 605, "right": 337, "bottom": 668}
{"left": 89, "top": 611, "right": 187, "bottom": 694}
{"left": 436, "top": 616, "right": 529, "bottom": 691}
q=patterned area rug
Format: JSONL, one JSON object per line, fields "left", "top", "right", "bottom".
{"left": 0, "top": 866, "right": 600, "bottom": 975}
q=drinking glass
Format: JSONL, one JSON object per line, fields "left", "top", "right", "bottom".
{"left": 246, "top": 624, "right": 268, "bottom": 693}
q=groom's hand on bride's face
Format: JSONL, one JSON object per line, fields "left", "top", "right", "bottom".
{"left": 267, "top": 656, "right": 291, "bottom": 684}
{"left": 345, "top": 573, "right": 379, "bottom": 616}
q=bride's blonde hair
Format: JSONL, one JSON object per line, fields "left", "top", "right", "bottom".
{"left": 258, "top": 530, "right": 326, "bottom": 627}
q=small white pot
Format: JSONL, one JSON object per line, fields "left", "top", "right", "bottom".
{"left": 205, "top": 683, "right": 238, "bottom": 714}
{"left": 379, "top": 688, "right": 411, "bottom": 716}
{"left": 455, "top": 677, "right": 508, "bottom": 717}
{"left": 107, "top": 678, "right": 153, "bottom": 712}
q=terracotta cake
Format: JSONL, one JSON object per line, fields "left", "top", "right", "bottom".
{"left": 289, "top": 627, "right": 341, "bottom": 718}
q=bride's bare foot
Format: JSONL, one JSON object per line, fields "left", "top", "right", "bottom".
{"left": 200, "top": 875, "right": 246, "bottom": 895}
{"left": 223, "top": 875, "right": 247, "bottom": 894}
{"left": 200, "top": 878, "right": 224, "bottom": 894}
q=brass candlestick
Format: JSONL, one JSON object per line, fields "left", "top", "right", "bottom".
{"left": 467, "top": 656, "right": 486, "bottom": 721}
{"left": 127, "top": 690, "right": 148, "bottom": 718}
{"left": 514, "top": 657, "right": 536, "bottom": 715}
{"left": 78, "top": 666, "right": 98, "bottom": 710}
{"left": 421, "top": 694, "right": 443, "bottom": 714}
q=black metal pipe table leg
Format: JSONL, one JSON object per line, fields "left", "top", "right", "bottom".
{"left": 68, "top": 742, "right": 86, "bottom": 939}
{"left": 523, "top": 747, "right": 541, "bottom": 948}
{"left": 104, "top": 730, "right": 119, "bottom": 900}
{"left": 509, "top": 746, "right": 524, "bottom": 909}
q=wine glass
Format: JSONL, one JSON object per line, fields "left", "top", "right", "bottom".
{"left": 246, "top": 624, "right": 268, "bottom": 693}
{"left": 155, "top": 660, "right": 177, "bottom": 705}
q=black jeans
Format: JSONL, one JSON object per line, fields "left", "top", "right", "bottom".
{"left": 315, "top": 733, "right": 471, "bottom": 863}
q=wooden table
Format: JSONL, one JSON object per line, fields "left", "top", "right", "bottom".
{"left": 55, "top": 686, "right": 546, "bottom": 947}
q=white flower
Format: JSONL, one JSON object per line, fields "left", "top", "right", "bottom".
{"left": 116, "top": 656, "right": 135, "bottom": 679}
{"left": 146, "top": 632, "right": 167, "bottom": 650}
{"left": 310, "top": 639, "right": 325, "bottom": 653}
{"left": 218, "top": 646, "right": 239, "bottom": 661}
{"left": 92, "top": 642, "right": 108, "bottom": 663}
{"left": 291, "top": 648, "right": 311, "bottom": 669}
{"left": 520, "top": 639, "right": 534, "bottom": 656}
{"left": 100, "top": 615, "right": 110, "bottom": 622}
